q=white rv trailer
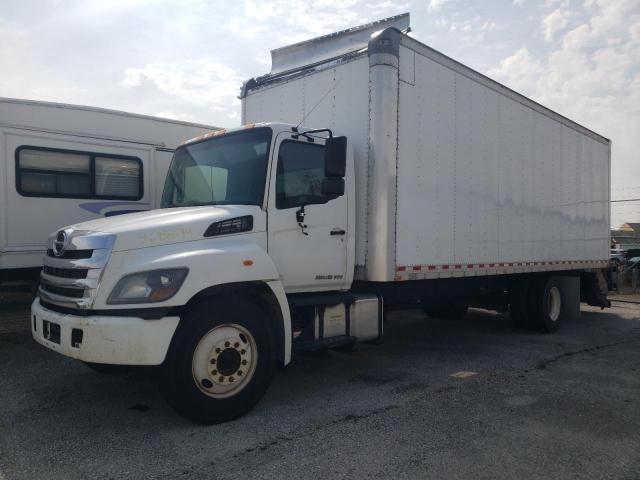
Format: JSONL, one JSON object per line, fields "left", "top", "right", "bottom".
{"left": 31, "top": 14, "right": 610, "bottom": 423}
{"left": 0, "top": 98, "right": 218, "bottom": 286}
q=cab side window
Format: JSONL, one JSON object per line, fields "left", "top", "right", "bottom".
{"left": 276, "top": 141, "right": 326, "bottom": 209}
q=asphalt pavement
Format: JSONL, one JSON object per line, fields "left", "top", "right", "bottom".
{"left": 1, "top": 299, "right": 639, "bottom": 479}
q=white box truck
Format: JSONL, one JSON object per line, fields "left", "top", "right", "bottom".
{"left": 30, "top": 14, "right": 610, "bottom": 424}
{"left": 0, "top": 98, "right": 218, "bottom": 288}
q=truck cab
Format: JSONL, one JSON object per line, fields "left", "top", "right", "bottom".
{"left": 31, "top": 123, "right": 378, "bottom": 424}
{"left": 160, "top": 123, "right": 355, "bottom": 293}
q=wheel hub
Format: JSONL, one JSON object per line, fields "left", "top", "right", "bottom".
{"left": 548, "top": 286, "right": 562, "bottom": 322}
{"left": 216, "top": 348, "right": 242, "bottom": 376}
{"left": 192, "top": 324, "right": 257, "bottom": 398}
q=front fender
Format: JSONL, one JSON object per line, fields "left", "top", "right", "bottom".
{"left": 94, "top": 233, "right": 292, "bottom": 364}
{"left": 95, "top": 233, "right": 281, "bottom": 307}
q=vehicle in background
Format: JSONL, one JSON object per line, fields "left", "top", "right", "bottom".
{"left": 625, "top": 249, "right": 640, "bottom": 260}
{"left": 31, "top": 14, "right": 610, "bottom": 424}
{"left": 0, "top": 98, "right": 218, "bottom": 289}
{"left": 622, "top": 256, "right": 640, "bottom": 270}
{"left": 610, "top": 249, "right": 626, "bottom": 265}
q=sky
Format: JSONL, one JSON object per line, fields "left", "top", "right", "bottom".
{"left": 1, "top": 0, "right": 638, "bottom": 226}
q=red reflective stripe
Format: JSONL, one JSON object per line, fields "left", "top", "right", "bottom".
{"left": 399, "top": 260, "right": 597, "bottom": 271}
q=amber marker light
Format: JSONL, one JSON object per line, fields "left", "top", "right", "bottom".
{"left": 243, "top": 259, "right": 254, "bottom": 267}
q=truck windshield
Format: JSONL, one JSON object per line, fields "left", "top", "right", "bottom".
{"left": 161, "top": 127, "right": 272, "bottom": 208}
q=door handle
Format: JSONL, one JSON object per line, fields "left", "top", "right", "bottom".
{"left": 330, "top": 228, "right": 346, "bottom": 236}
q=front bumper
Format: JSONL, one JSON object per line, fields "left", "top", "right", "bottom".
{"left": 31, "top": 298, "right": 180, "bottom": 366}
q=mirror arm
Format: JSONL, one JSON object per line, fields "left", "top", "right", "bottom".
{"left": 291, "top": 127, "right": 333, "bottom": 138}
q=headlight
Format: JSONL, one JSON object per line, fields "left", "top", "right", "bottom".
{"left": 107, "top": 268, "right": 188, "bottom": 304}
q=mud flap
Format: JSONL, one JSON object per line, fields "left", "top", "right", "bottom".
{"left": 580, "top": 270, "right": 611, "bottom": 309}
{"left": 559, "top": 276, "right": 581, "bottom": 321}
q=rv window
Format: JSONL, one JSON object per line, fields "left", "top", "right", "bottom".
{"left": 95, "top": 157, "right": 141, "bottom": 198}
{"left": 16, "top": 146, "right": 143, "bottom": 200}
{"left": 18, "top": 149, "right": 91, "bottom": 196}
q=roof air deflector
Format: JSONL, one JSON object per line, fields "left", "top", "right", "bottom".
{"left": 269, "top": 13, "right": 410, "bottom": 75}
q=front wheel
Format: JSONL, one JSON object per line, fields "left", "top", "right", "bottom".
{"left": 160, "top": 298, "right": 276, "bottom": 424}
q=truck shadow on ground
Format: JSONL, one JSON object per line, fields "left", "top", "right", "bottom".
{"left": 1, "top": 305, "right": 629, "bottom": 433}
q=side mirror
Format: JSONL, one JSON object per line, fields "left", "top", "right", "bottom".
{"left": 321, "top": 177, "right": 345, "bottom": 198}
{"left": 324, "top": 136, "right": 347, "bottom": 177}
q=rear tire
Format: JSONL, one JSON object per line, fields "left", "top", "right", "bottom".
{"left": 160, "top": 297, "right": 276, "bottom": 424}
{"left": 527, "top": 276, "right": 564, "bottom": 333}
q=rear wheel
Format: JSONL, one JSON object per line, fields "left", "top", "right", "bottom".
{"left": 160, "top": 297, "right": 275, "bottom": 424}
{"left": 527, "top": 276, "right": 564, "bottom": 333}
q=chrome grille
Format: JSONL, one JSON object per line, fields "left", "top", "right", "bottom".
{"left": 40, "top": 283, "right": 85, "bottom": 298}
{"left": 46, "top": 249, "right": 93, "bottom": 259}
{"left": 39, "top": 229, "right": 116, "bottom": 310}
{"left": 43, "top": 266, "right": 88, "bottom": 279}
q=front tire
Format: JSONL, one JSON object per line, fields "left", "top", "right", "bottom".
{"left": 160, "top": 297, "right": 276, "bottom": 424}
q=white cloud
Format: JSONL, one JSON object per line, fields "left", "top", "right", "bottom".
{"left": 428, "top": 0, "right": 454, "bottom": 11}
{"left": 542, "top": 8, "right": 570, "bottom": 41}
{"left": 154, "top": 111, "right": 196, "bottom": 122}
{"left": 244, "top": 0, "right": 277, "bottom": 21}
{"left": 630, "top": 21, "right": 640, "bottom": 42}
{"left": 122, "top": 60, "right": 241, "bottom": 120}
{"left": 488, "top": 48, "right": 542, "bottom": 93}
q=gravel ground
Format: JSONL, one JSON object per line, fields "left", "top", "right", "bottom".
{"left": 0, "top": 300, "right": 639, "bottom": 479}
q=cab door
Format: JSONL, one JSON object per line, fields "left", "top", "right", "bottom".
{"left": 267, "top": 132, "right": 348, "bottom": 292}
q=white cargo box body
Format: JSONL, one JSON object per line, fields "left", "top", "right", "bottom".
{"left": 242, "top": 14, "right": 610, "bottom": 283}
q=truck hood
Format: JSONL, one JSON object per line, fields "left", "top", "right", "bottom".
{"left": 68, "top": 205, "right": 265, "bottom": 252}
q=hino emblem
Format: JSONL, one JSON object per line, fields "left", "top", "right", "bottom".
{"left": 53, "top": 230, "right": 68, "bottom": 257}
